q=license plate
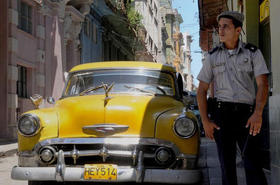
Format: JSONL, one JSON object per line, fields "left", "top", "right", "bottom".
{"left": 84, "top": 164, "right": 117, "bottom": 180}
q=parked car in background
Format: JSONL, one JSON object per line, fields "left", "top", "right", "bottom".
{"left": 12, "top": 62, "right": 201, "bottom": 185}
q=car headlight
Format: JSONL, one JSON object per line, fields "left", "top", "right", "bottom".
{"left": 18, "top": 114, "right": 41, "bottom": 136}
{"left": 173, "top": 117, "right": 196, "bottom": 138}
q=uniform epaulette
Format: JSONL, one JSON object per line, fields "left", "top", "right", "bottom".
{"left": 245, "top": 43, "right": 258, "bottom": 52}
{"left": 209, "top": 47, "right": 219, "bottom": 55}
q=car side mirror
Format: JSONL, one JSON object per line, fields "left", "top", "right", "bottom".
{"left": 190, "top": 104, "right": 195, "bottom": 110}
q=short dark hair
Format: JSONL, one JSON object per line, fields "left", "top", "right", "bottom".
{"left": 218, "top": 15, "right": 243, "bottom": 28}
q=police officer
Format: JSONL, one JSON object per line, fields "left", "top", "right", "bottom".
{"left": 197, "top": 11, "right": 269, "bottom": 185}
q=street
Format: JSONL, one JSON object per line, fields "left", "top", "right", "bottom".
{"left": 0, "top": 152, "right": 26, "bottom": 185}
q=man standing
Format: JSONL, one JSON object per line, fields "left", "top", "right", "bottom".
{"left": 197, "top": 11, "right": 269, "bottom": 185}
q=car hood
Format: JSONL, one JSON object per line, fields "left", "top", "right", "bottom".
{"left": 55, "top": 94, "right": 182, "bottom": 138}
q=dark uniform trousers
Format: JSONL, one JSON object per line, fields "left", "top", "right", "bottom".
{"left": 212, "top": 101, "right": 268, "bottom": 185}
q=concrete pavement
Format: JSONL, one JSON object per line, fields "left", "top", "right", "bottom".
{"left": 199, "top": 137, "right": 271, "bottom": 185}
{"left": 198, "top": 138, "right": 246, "bottom": 185}
{"left": 0, "top": 139, "right": 17, "bottom": 158}
{"left": 0, "top": 139, "right": 26, "bottom": 185}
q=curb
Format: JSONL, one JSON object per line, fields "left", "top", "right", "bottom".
{"left": 0, "top": 143, "right": 18, "bottom": 158}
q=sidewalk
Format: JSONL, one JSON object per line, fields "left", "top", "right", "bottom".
{"left": 199, "top": 137, "right": 271, "bottom": 185}
{"left": 199, "top": 137, "right": 246, "bottom": 185}
{"left": 0, "top": 139, "right": 17, "bottom": 158}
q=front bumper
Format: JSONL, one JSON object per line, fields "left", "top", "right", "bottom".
{"left": 11, "top": 166, "right": 201, "bottom": 184}
{"left": 13, "top": 138, "right": 201, "bottom": 183}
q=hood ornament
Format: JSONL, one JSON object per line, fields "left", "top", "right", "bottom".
{"left": 102, "top": 82, "right": 114, "bottom": 106}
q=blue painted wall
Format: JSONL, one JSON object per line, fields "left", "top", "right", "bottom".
{"left": 80, "top": 5, "right": 103, "bottom": 63}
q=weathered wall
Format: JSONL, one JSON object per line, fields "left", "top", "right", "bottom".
{"left": 269, "top": 0, "right": 280, "bottom": 184}
{"left": 0, "top": 0, "right": 8, "bottom": 138}
{"left": 245, "top": 0, "right": 259, "bottom": 46}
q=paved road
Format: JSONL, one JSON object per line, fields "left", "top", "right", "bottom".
{"left": 0, "top": 152, "right": 26, "bottom": 185}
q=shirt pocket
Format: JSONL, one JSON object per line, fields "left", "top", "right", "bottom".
{"left": 237, "top": 58, "right": 254, "bottom": 83}
{"left": 213, "top": 65, "right": 226, "bottom": 74}
{"left": 238, "top": 58, "right": 253, "bottom": 73}
{"left": 213, "top": 65, "right": 226, "bottom": 88}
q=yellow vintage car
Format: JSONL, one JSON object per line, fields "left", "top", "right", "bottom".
{"left": 11, "top": 62, "right": 201, "bottom": 185}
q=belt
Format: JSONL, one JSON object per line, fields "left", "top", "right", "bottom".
{"left": 216, "top": 101, "right": 254, "bottom": 112}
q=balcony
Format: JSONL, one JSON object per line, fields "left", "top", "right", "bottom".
{"left": 105, "top": 0, "right": 127, "bottom": 15}
{"left": 67, "top": 0, "right": 94, "bottom": 15}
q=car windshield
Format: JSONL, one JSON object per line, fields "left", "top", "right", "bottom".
{"left": 63, "top": 69, "right": 175, "bottom": 97}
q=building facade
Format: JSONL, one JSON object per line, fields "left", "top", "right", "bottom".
{"left": 0, "top": 0, "right": 170, "bottom": 139}
{"left": 182, "top": 32, "right": 194, "bottom": 91}
{"left": 159, "top": 0, "right": 184, "bottom": 71}
{"left": 133, "top": 0, "right": 162, "bottom": 62}
{"left": 80, "top": 1, "right": 103, "bottom": 63}
{"left": 160, "top": 0, "right": 176, "bottom": 65}
{"left": 81, "top": 0, "right": 137, "bottom": 63}
{"left": 0, "top": 0, "right": 93, "bottom": 139}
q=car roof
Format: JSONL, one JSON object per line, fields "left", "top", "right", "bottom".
{"left": 70, "top": 61, "right": 176, "bottom": 73}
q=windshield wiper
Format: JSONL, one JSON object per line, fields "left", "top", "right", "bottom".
{"left": 154, "top": 85, "right": 167, "bottom": 95}
{"left": 79, "top": 82, "right": 115, "bottom": 96}
{"left": 123, "top": 85, "right": 154, "bottom": 95}
{"left": 79, "top": 85, "right": 104, "bottom": 96}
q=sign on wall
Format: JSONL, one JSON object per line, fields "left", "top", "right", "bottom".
{"left": 260, "top": 0, "right": 270, "bottom": 23}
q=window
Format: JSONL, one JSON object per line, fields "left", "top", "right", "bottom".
{"left": 84, "top": 16, "right": 97, "bottom": 44}
{"left": 149, "top": 6, "right": 153, "bottom": 17}
{"left": 89, "top": 20, "right": 93, "bottom": 41}
{"left": 93, "top": 23, "right": 97, "bottom": 43}
{"left": 17, "top": 65, "right": 27, "bottom": 98}
{"left": 18, "top": 1, "right": 32, "bottom": 34}
{"left": 149, "top": 37, "right": 153, "bottom": 51}
{"left": 154, "top": 18, "right": 158, "bottom": 27}
{"left": 154, "top": 46, "right": 158, "bottom": 56}
{"left": 154, "top": 3, "right": 157, "bottom": 16}
{"left": 85, "top": 17, "right": 90, "bottom": 37}
{"left": 84, "top": 17, "right": 88, "bottom": 36}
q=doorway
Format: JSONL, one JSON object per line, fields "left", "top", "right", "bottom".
{"left": 259, "top": 13, "right": 271, "bottom": 170}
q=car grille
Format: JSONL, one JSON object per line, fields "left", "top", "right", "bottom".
{"left": 39, "top": 144, "right": 176, "bottom": 169}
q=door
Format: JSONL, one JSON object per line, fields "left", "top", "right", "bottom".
{"left": 259, "top": 16, "right": 271, "bottom": 170}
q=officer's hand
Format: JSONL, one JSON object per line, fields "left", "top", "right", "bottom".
{"left": 246, "top": 112, "right": 262, "bottom": 136}
{"left": 202, "top": 120, "right": 220, "bottom": 140}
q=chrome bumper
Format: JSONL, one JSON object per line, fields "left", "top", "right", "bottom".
{"left": 11, "top": 166, "right": 201, "bottom": 184}
{"left": 12, "top": 148, "right": 200, "bottom": 184}
{"left": 14, "top": 137, "right": 201, "bottom": 183}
